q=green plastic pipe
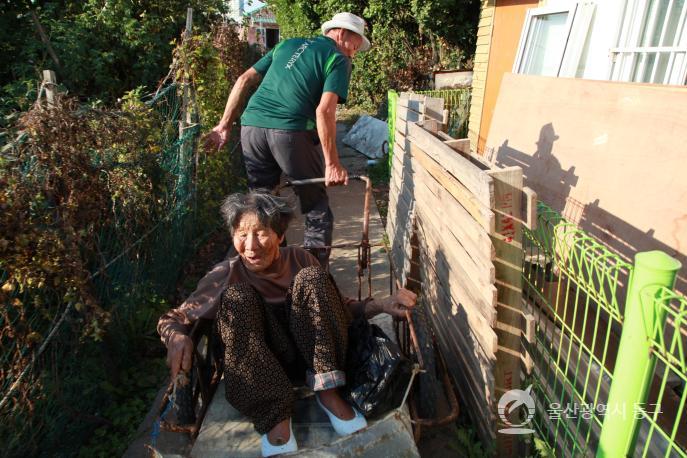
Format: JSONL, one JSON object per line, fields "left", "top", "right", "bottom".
{"left": 597, "top": 251, "right": 681, "bottom": 457}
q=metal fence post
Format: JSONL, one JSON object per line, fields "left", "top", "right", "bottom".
{"left": 387, "top": 89, "right": 398, "bottom": 169}
{"left": 597, "top": 250, "right": 681, "bottom": 457}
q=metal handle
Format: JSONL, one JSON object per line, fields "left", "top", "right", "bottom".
{"left": 276, "top": 175, "right": 373, "bottom": 300}
{"left": 282, "top": 175, "right": 364, "bottom": 186}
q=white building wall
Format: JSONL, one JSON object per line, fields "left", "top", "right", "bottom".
{"left": 228, "top": 0, "right": 244, "bottom": 23}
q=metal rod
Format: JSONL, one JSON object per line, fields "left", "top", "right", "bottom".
{"left": 286, "top": 242, "right": 386, "bottom": 249}
{"left": 395, "top": 279, "right": 424, "bottom": 369}
{"left": 409, "top": 353, "right": 460, "bottom": 428}
{"left": 357, "top": 246, "right": 363, "bottom": 301}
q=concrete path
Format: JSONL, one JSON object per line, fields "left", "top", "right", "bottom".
{"left": 283, "top": 173, "right": 392, "bottom": 301}
{"left": 124, "top": 123, "right": 397, "bottom": 457}
{"left": 284, "top": 123, "right": 393, "bottom": 331}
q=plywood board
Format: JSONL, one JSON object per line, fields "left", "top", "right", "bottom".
{"left": 411, "top": 161, "right": 495, "bottom": 267}
{"left": 420, "top": 260, "right": 496, "bottom": 441}
{"left": 408, "top": 122, "right": 494, "bottom": 208}
{"left": 416, "top": 201, "right": 495, "bottom": 288}
{"left": 387, "top": 145, "right": 415, "bottom": 287}
{"left": 397, "top": 97, "right": 423, "bottom": 112}
{"left": 485, "top": 73, "right": 687, "bottom": 292}
{"left": 420, "top": 255, "right": 496, "bottom": 388}
{"left": 396, "top": 105, "right": 422, "bottom": 124}
{"left": 399, "top": 92, "right": 426, "bottom": 102}
{"left": 444, "top": 138, "right": 471, "bottom": 155}
{"left": 423, "top": 96, "right": 445, "bottom": 123}
{"left": 413, "top": 182, "right": 495, "bottom": 287}
{"left": 417, "top": 222, "right": 497, "bottom": 326}
{"left": 417, "top": 216, "right": 497, "bottom": 356}
{"left": 410, "top": 142, "right": 495, "bottom": 234}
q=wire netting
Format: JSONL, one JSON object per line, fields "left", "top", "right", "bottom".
{"left": 0, "top": 82, "right": 243, "bottom": 455}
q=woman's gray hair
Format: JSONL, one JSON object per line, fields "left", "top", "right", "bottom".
{"left": 220, "top": 191, "right": 295, "bottom": 237}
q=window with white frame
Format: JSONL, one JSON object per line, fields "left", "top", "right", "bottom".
{"left": 610, "top": 0, "right": 687, "bottom": 85}
{"left": 513, "top": 3, "right": 596, "bottom": 78}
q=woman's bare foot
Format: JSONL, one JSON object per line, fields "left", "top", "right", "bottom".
{"left": 267, "top": 418, "right": 291, "bottom": 445}
{"left": 318, "top": 388, "right": 355, "bottom": 420}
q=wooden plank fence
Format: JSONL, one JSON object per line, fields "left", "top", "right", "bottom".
{"left": 387, "top": 92, "right": 536, "bottom": 456}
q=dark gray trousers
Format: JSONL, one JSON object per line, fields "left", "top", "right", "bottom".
{"left": 240, "top": 126, "right": 333, "bottom": 263}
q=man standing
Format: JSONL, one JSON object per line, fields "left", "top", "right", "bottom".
{"left": 204, "top": 12, "right": 371, "bottom": 265}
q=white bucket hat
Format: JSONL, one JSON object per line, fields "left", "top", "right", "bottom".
{"left": 321, "top": 12, "right": 371, "bottom": 52}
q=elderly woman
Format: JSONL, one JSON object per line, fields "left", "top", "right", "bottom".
{"left": 158, "top": 191, "right": 416, "bottom": 457}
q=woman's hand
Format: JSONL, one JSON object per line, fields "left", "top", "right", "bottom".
{"left": 368, "top": 288, "right": 418, "bottom": 319}
{"left": 166, "top": 333, "right": 193, "bottom": 378}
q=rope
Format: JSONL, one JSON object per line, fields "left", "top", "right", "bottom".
{"left": 150, "top": 375, "right": 182, "bottom": 449}
{"left": 400, "top": 364, "right": 422, "bottom": 410}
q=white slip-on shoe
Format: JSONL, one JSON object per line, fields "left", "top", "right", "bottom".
{"left": 261, "top": 418, "right": 298, "bottom": 457}
{"left": 316, "top": 396, "right": 368, "bottom": 436}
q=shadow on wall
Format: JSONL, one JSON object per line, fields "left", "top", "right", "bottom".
{"left": 389, "top": 135, "right": 416, "bottom": 289}
{"left": 488, "top": 122, "right": 686, "bottom": 296}
{"left": 424, "top": 242, "right": 495, "bottom": 444}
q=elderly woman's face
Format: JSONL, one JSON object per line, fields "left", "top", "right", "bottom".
{"left": 233, "top": 212, "right": 283, "bottom": 273}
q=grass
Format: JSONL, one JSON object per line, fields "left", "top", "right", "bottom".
{"left": 336, "top": 105, "right": 377, "bottom": 126}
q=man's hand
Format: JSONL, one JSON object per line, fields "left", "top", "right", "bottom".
{"left": 325, "top": 161, "right": 349, "bottom": 186}
{"left": 202, "top": 123, "right": 231, "bottom": 153}
{"left": 166, "top": 333, "right": 193, "bottom": 379}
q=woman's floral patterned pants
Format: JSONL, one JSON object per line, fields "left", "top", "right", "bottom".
{"left": 215, "top": 266, "right": 352, "bottom": 434}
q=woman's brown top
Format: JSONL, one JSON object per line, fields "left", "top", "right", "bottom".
{"left": 157, "top": 246, "right": 365, "bottom": 345}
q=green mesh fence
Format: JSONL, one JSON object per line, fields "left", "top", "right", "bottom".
{"left": 522, "top": 202, "right": 631, "bottom": 456}
{"left": 632, "top": 287, "right": 687, "bottom": 457}
{"left": 523, "top": 203, "right": 687, "bottom": 457}
{"left": 387, "top": 89, "right": 398, "bottom": 170}
{"left": 416, "top": 88, "right": 471, "bottom": 138}
{"left": 0, "top": 82, "right": 242, "bottom": 455}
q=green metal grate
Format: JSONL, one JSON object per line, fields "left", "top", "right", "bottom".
{"left": 523, "top": 202, "right": 631, "bottom": 456}
{"left": 387, "top": 89, "right": 398, "bottom": 170}
{"left": 633, "top": 287, "right": 687, "bottom": 458}
{"left": 416, "top": 88, "right": 471, "bottom": 138}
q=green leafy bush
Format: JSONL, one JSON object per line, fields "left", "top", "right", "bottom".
{"left": 0, "top": 19, "right": 254, "bottom": 455}
{"left": 0, "top": 1, "right": 228, "bottom": 121}
{"left": 269, "top": 0, "right": 480, "bottom": 107}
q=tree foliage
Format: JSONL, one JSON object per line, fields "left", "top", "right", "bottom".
{"left": 268, "top": 0, "right": 480, "bottom": 108}
{"left": 0, "top": 17, "right": 254, "bottom": 456}
{"left": 0, "top": 0, "right": 228, "bottom": 123}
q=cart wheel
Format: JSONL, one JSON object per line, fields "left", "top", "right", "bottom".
{"left": 412, "top": 298, "right": 442, "bottom": 418}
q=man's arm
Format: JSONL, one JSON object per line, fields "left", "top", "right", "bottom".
{"left": 316, "top": 91, "right": 348, "bottom": 186}
{"left": 203, "top": 67, "right": 262, "bottom": 152}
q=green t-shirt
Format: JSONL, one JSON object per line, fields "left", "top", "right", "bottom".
{"left": 241, "top": 36, "right": 352, "bottom": 130}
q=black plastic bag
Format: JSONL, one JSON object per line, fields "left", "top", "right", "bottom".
{"left": 345, "top": 316, "right": 413, "bottom": 418}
